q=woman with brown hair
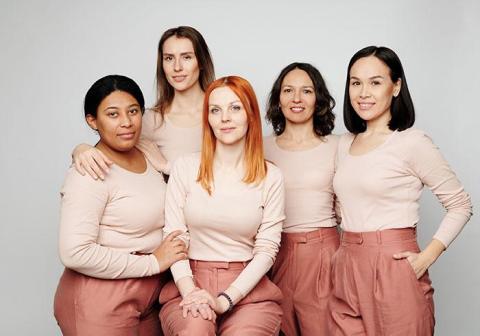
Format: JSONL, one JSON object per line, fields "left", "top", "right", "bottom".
{"left": 71, "top": 26, "right": 215, "bottom": 177}
{"left": 158, "top": 76, "right": 285, "bottom": 335}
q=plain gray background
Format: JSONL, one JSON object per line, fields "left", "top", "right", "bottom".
{"left": 1, "top": 0, "right": 478, "bottom": 334}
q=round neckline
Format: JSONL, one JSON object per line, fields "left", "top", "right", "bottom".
{"left": 164, "top": 113, "right": 202, "bottom": 130}
{"left": 347, "top": 131, "right": 397, "bottom": 157}
{"left": 272, "top": 135, "right": 327, "bottom": 153}
{"left": 110, "top": 155, "right": 150, "bottom": 176}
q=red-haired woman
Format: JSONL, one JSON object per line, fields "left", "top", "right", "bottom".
{"left": 158, "top": 76, "right": 285, "bottom": 335}
{"left": 71, "top": 26, "right": 215, "bottom": 179}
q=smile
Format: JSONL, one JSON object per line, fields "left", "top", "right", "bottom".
{"left": 358, "top": 102, "right": 375, "bottom": 110}
{"left": 117, "top": 132, "right": 136, "bottom": 140}
{"left": 290, "top": 107, "right": 305, "bottom": 113}
{"left": 172, "top": 75, "right": 187, "bottom": 82}
{"left": 220, "top": 127, "right": 236, "bottom": 133}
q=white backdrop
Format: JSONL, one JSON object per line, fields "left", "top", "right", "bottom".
{"left": 1, "top": 0, "right": 478, "bottom": 334}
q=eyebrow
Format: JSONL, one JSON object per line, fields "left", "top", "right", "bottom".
{"left": 103, "top": 103, "right": 140, "bottom": 112}
{"left": 208, "top": 100, "right": 241, "bottom": 107}
{"left": 350, "top": 75, "right": 385, "bottom": 80}
{"left": 163, "top": 52, "right": 195, "bottom": 56}
{"left": 282, "top": 85, "right": 314, "bottom": 89}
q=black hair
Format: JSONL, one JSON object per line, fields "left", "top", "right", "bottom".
{"left": 266, "top": 62, "right": 335, "bottom": 136}
{"left": 344, "top": 46, "right": 415, "bottom": 133}
{"left": 84, "top": 75, "right": 145, "bottom": 118}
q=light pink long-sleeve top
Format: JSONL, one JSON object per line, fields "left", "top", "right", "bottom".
{"left": 263, "top": 135, "right": 339, "bottom": 233}
{"left": 164, "top": 153, "right": 285, "bottom": 297}
{"left": 142, "top": 109, "right": 202, "bottom": 163}
{"left": 333, "top": 128, "right": 472, "bottom": 247}
{"left": 58, "top": 153, "right": 166, "bottom": 279}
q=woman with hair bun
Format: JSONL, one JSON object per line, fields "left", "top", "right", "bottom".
{"left": 54, "top": 75, "right": 187, "bottom": 335}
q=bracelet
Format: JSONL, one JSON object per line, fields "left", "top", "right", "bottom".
{"left": 218, "top": 292, "right": 234, "bottom": 312}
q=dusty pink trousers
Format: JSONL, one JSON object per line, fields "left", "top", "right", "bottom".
{"left": 328, "top": 228, "right": 435, "bottom": 336}
{"left": 270, "top": 227, "right": 339, "bottom": 336}
{"left": 159, "top": 260, "right": 283, "bottom": 336}
{"left": 54, "top": 268, "right": 166, "bottom": 336}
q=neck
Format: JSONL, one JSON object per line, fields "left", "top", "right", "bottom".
{"left": 280, "top": 120, "right": 317, "bottom": 142}
{"left": 364, "top": 111, "right": 392, "bottom": 135}
{"left": 213, "top": 139, "right": 246, "bottom": 171}
{"left": 170, "top": 83, "right": 204, "bottom": 113}
{"left": 96, "top": 141, "right": 137, "bottom": 163}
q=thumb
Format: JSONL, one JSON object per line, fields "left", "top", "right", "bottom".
{"left": 393, "top": 251, "right": 413, "bottom": 259}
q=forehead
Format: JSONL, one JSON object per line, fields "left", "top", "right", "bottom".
{"left": 282, "top": 68, "right": 313, "bottom": 86}
{"left": 162, "top": 36, "right": 195, "bottom": 54}
{"left": 350, "top": 56, "right": 390, "bottom": 78}
{"left": 99, "top": 90, "right": 138, "bottom": 108}
{"left": 209, "top": 86, "right": 241, "bottom": 105}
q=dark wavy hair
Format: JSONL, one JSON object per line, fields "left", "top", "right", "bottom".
{"left": 84, "top": 75, "right": 145, "bottom": 118}
{"left": 344, "top": 46, "right": 415, "bottom": 133}
{"left": 266, "top": 62, "right": 335, "bottom": 136}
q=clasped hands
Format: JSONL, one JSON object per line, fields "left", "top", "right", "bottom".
{"left": 179, "top": 288, "right": 230, "bottom": 320}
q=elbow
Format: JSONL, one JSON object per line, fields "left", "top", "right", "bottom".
{"left": 58, "top": 242, "right": 84, "bottom": 270}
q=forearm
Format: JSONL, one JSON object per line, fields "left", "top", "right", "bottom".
{"left": 420, "top": 238, "right": 445, "bottom": 267}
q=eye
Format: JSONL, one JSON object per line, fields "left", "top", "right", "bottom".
{"left": 350, "top": 81, "right": 360, "bottom": 86}
{"left": 209, "top": 107, "right": 220, "bottom": 114}
{"left": 371, "top": 80, "right": 381, "bottom": 86}
{"left": 303, "top": 89, "right": 313, "bottom": 94}
{"left": 129, "top": 108, "right": 139, "bottom": 115}
{"left": 231, "top": 104, "right": 242, "bottom": 112}
{"left": 108, "top": 111, "right": 118, "bottom": 117}
{"left": 163, "top": 56, "right": 173, "bottom": 62}
{"left": 183, "top": 54, "right": 193, "bottom": 60}
{"left": 282, "top": 88, "right": 292, "bottom": 93}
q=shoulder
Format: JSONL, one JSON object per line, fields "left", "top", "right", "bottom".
{"left": 265, "top": 161, "right": 284, "bottom": 184}
{"left": 61, "top": 166, "right": 109, "bottom": 194}
{"left": 143, "top": 109, "right": 164, "bottom": 127}
{"left": 323, "top": 133, "right": 341, "bottom": 148}
{"left": 172, "top": 152, "right": 201, "bottom": 173}
{"left": 395, "top": 127, "right": 434, "bottom": 148}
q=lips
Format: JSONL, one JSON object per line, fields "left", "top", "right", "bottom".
{"left": 290, "top": 106, "right": 305, "bottom": 113}
{"left": 172, "top": 75, "right": 187, "bottom": 82}
{"left": 117, "top": 132, "right": 136, "bottom": 140}
{"left": 358, "top": 102, "right": 375, "bottom": 110}
{"left": 220, "top": 127, "right": 236, "bottom": 133}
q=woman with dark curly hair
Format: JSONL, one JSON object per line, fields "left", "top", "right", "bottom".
{"left": 264, "top": 62, "right": 339, "bottom": 336}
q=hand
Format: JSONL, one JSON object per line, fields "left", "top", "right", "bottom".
{"left": 73, "top": 144, "right": 113, "bottom": 180}
{"left": 180, "top": 288, "right": 229, "bottom": 315}
{"left": 393, "top": 250, "right": 433, "bottom": 279}
{"left": 153, "top": 230, "right": 188, "bottom": 272}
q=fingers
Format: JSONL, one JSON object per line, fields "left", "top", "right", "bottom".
{"left": 165, "top": 230, "right": 184, "bottom": 241}
{"left": 393, "top": 251, "right": 415, "bottom": 259}
{"left": 77, "top": 149, "right": 112, "bottom": 180}
{"left": 74, "top": 159, "right": 86, "bottom": 176}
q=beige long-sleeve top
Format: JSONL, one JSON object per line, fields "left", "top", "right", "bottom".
{"left": 333, "top": 128, "right": 472, "bottom": 247}
{"left": 141, "top": 109, "right": 202, "bottom": 163}
{"left": 58, "top": 152, "right": 166, "bottom": 279}
{"left": 263, "top": 135, "right": 339, "bottom": 232}
{"left": 164, "top": 153, "right": 285, "bottom": 297}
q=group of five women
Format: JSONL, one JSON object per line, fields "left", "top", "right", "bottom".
{"left": 53, "top": 26, "right": 472, "bottom": 336}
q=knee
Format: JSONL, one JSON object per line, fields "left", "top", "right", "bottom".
{"left": 176, "top": 318, "right": 215, "bottom": 336}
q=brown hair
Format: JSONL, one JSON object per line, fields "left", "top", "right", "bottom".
{"left": 153, "top": 26, "right": 215, "bottom": 118}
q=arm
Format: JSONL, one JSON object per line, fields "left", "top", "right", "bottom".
{"left": 59, "top": 169, "right": 163, "bottom": 279}
{"left": 184, "top": 167, "right": 286, "bottom": 314}
{"left": 72, "top": 143, "right": 113, "bottom": 180}
{"left": 394, "top": 130, "right": 472, "bottom": 277}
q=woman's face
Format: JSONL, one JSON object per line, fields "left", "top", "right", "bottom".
{"left": 208, "top": 86, "right": 248, "bottom": 146}
{"left": 162, "top": 36, "right": 200, "bottom": 92}
{"left": 86, "top": 90, "right": 142, "bottom": 152}
{"left": 279, "top": 68, "right": 316, "bottom": 125}
{"left": 348, "top": 56, "right": 400, "bottom": 124}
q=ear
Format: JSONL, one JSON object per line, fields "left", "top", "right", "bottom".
{"left": 85, "top": 114, "right": 98, "bottom": 131}
{"left": 393, "top": 78, "right": 402, "bottom": 97}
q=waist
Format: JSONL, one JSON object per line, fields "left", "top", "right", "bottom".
{"left": 189, "top": 259, "right": 249, "bottom": 271}
{"left": 282, "top": 226, "right": 339, "bottom": 243}
{"left": 341, "top": 228, "right": 416, "bottom": 245}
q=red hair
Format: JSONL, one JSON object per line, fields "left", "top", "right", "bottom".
{"left": 197, "top": 76, "right": 267, "bottom": 194}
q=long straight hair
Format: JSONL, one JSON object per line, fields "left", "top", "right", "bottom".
{"left": 197, "top": 76, "right": 267, "bottom": 194}
{"left": 153, "top": 26, "right": 215, "bottom": 118}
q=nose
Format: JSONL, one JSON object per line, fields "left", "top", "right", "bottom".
{"left": 174, "top": 57, "right": 183, "bottom": 72}
{"left": 293, "top": 89, "right": 301, "bottom": 103}
{"left": 120, "top": 113, "right": 132, "bottom": 127}
{"left": 359, "top": 84, "right": 370, "bottom": 98}
{"left": 221, "top": 109, "right": 231, "bottom": 122}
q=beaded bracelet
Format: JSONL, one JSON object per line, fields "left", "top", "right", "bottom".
{"left": 218, "top": 292, "right": 234, "bottom": 312}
